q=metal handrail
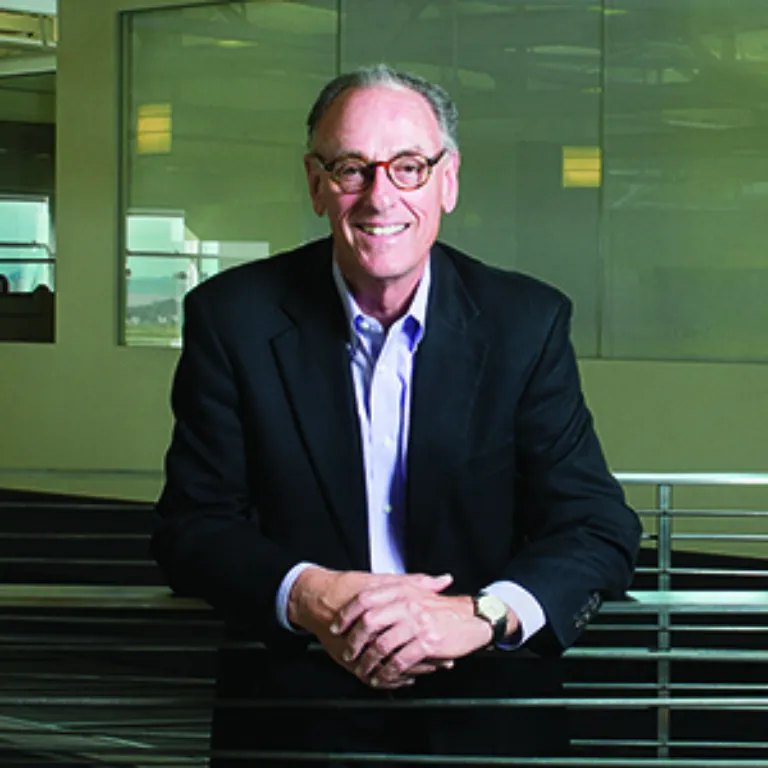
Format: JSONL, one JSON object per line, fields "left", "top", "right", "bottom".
{"left": 1, "top": 587, "right": 766, "bottom": 765}
{"left": 615, "top": 473, "right": 768, "bottom": 486}
{"left": 1, "top": 469, "right": 768, "bottom": 483}
{"left": 2, "top": 471, "right": 768, "bottom": 765}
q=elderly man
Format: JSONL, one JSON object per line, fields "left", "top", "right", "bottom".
{"left": 153, "top": 64, "right": 641, "bottom": 766}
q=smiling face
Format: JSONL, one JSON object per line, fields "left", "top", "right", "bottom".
{"left": 305, "top": 85, "right": 459, "bottom": 293}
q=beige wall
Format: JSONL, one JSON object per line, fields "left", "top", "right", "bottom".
{"left": 0, "top": 87, "right": 54, "bottom": 124}
{"left": 1, "top": 0, "right": 766, "bottom": 547}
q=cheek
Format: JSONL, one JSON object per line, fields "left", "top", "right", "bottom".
{"left": 407, "top": 196, "right": 443, "bottom": 233}
{"left": 330, "top": 197, "right": 359, "bottom": 225}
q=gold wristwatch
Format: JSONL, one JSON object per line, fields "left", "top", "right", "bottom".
{"left": 473, "top": 591, "right": 508, "bottom": 646}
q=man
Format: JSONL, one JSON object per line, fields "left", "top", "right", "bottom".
{"left": 152, "top": 65, "right": 641, "bottom": 765}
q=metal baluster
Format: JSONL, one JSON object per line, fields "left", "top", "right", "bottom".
{"left": 656, "top": 483, "right": 673, "bottom": 759}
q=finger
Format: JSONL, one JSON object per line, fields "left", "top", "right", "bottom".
{"left": 410, "top": 659, "right": 454, "bottom": 675}
{"left": 353, "top": 645, "right": 453, "bottom": 681}
{"left": 344, "top": 601, "right": 422, "bottom": 664}
{"left": 352, "top": 621, "right": 419, "bottom": 678}
{"left": 368, "top": 675, "right": 415, "bottom": 691}
{"left": 406, "top": 573, "right": 453, "bottom": 593}
{"left": 347, "top": 593, "right": 445, "bottom": 664}
{"left": 332, "top": 582, "right": 423, "bottom": 636}
{"left": 375, "top": 633, "right": 441, "bottom": 686}
{"left": 333, "top": 573, "right": 452, "bottom": 635}
{"left": 331, "top": 586, "right": 402, "bottom": 635}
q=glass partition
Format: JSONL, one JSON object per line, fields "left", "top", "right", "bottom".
{"left": 123, "top": 0, "right": 336, "bottom": 346}
{"left": 601, "top": 0, "right": 768, "bottom": 361}
{"left": 122, "top": 0, "right": 768, "bottom": 361}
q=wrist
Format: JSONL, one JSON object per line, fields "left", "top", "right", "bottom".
{"left": 452, "top": 595, "right": 495, "bottom": 645}
{"left": 287, "top": 565, "right": 334, "bottom": 630}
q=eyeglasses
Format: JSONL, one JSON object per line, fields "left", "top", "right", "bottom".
{"left": 311, "top": 149, "right": 447, "bottom": 193}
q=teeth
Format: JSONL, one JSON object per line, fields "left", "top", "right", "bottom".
{"left": 359, "top": 224, "right": 407, "bottom": 236}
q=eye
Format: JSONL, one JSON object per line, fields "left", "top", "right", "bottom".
{"left": 394, "top": 156, "right": 426, "bottom": 175}
{"left": 335, "top": 161, "right": 365, "bottom": 178}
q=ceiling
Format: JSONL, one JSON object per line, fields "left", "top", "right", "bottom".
{"left": 0, "top": 1, "right": 56, "bottom": 78}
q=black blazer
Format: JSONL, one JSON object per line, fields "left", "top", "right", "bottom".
{"left": 153, "top": 237, "right": 640, "bottom": 655}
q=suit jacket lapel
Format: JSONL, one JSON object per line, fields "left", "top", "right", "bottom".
{"left": 406, "top": 245, "right": 489, "bottom": 571}
{"left": 270, "top": 242, "right": 370, "bottom": 570}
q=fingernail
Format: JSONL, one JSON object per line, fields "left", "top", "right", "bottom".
{"left": 342, "top": 650, "right": 352, "bottom": 662}
{"left": 445, "top": 660, "right": 454, "bottom": 670}
{"left": 370, "top": 677, "right": 379, "bottom": 688}
{"left": 405, "top": 678, "right": 415, "bottom": 686}
{"left": 330, "top": 623, "right": 340, "bottom": 635}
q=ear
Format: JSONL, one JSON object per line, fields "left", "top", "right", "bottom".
{"left": 440, "top": 150, "right": 460, "bottom": 214}
{"left": 304, "top": 154, "right": 326, "bottom": 216}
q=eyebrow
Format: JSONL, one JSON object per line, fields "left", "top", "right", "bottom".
{"left": 325, "top": 145, "right": 431, "bottom": 162}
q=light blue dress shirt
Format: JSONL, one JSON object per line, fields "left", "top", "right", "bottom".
{"left": 276, "top": 258, "right": 545, "bottom": 646}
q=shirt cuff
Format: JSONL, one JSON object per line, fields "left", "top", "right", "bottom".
{"left": 482, "top": 580, "right": 546, "bottom": 650}
{"left": 275, "top": 561, "right": 316, "bottom": 633}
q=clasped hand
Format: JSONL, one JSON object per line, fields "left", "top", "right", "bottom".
{"left": 331, "top": 575, "right": 495, "bottom": 689}
{"left": 288, "top": 567, "right": 496, "bottom": 691}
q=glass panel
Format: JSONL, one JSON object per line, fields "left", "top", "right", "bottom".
{"left": 126, "top": 211, "right": 187, "bottom": 255}
{"left": 0, "top": 197, "right": 51, "bottom": 245}
{"left": 602, "top": 0, "right": 768, "bottom": 361}
{"left": 125, "top": 255, "right": 187, "bottom": 347}
{"left": 0, "top": 198, "right": 54, "bottom": 293}
{"left": 121, "top": 0, "right": 768, "bottom": 361}
{"left": 123, "top": 0, "right": 337, "bottom": 347}
{"left": 0, "top": 246, "right": 52, "bottom": 261}
{"left": 0, "top": 259, "right": 54, "bottom": 292}
{"left": 340, "top": 0, "right": 603, "bottom": 356}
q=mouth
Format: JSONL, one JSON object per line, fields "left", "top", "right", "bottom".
{"left": 355, "top": 223, "right": 410, "bottom": 237}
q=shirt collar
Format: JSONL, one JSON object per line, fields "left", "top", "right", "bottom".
{"left": 332, "top": 256, "right": 430, "bottom": 347}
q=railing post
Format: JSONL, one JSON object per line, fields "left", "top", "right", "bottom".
{"left": 656, "top": 482, "right": 673, "bottom": 758}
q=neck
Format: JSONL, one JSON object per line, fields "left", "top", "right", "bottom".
{"left": 344, "top": 267, "right": 425, "bottom": 330}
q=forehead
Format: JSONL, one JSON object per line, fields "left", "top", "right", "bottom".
{"left": 313, "top": 85, "right": 443, "bottom": 157}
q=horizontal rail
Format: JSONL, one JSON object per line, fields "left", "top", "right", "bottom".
{"left": 635, "top": 568, "right": 768, "bottom": 579}
{"left": 0, "top": 696, "right": 766, "bottom": 710}
{"left": 614, "top": 473, "right": 768, "bottom": 486}
{"left": 636, "top": 510, "right": 768, "bottom": 517}
{"left": 0, "top": 501, "right": 153, "bottom": 511}
{"left": 0, "top": 557, "right": 154, "bottom": 566}
{"left": 0, "top": 532, "right": 149, "bottom": 540}
{"left": 1, "top": 585, "right": 767, "bottom": 612}
{"left": 0, "top": 752, "right": 767, "bottom": 767}
{"left": 2, "top": 470, "right": 768, "bottom": 485}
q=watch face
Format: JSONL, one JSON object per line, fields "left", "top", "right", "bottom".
{"left": 478, "top": 593, "right": 507, "bottom": 624}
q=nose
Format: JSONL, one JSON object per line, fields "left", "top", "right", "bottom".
{"left": 363, "top": 164, "right": 397, "bottom": 209}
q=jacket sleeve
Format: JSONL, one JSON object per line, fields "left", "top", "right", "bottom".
{"left": 502, "top": 297, "right": 642, "bottom": 654}
{"left": 151, "top": 289, "right": 301, "bottom": 642}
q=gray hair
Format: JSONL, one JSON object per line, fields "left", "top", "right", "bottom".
{"left": 306, "top": 64, "right": 459, "bottom": 152}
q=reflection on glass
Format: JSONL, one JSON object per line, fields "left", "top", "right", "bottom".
{"left": 123, "top": 1, "right": 337, "bottom": 347}
{"left": 340, "top": 0, "right": 603, "bottom": 355}
{"left": 137, "top": 103, "right": 172, "bottom": 155}
{"left": 122, "top": 0, "right": 768, "bottom": 361}
{"left": 603, "top": 0, "right": 768, "bottom": 360}
{"left": 0, "top": 257, "right": 54, "bottom": 292}
{"left": 0, "top": 197, "right": 55, "bottom": 292}
{"left": 126, "top": 210, "right": 270, "bottom": 346}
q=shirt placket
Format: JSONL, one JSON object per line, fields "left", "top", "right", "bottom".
{"left": 367, "top": 330, "right": 406, "bottom": 574}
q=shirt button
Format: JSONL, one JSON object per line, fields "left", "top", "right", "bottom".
{"left": 383, "top": 504, "right": 392, "bottom": 514}
{"left": 383, "top": 437, "right": 394, "bottom": 447}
